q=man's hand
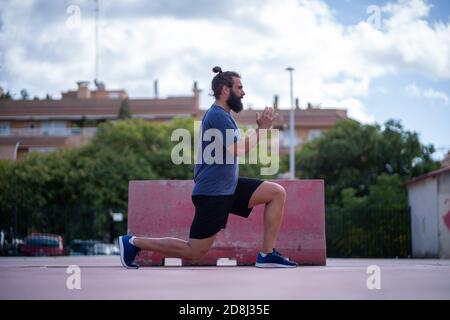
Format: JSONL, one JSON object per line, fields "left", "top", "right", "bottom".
{"left": 228, "top": 107, "right": 279, "bottom": 157}
{"left": 256, "top": 107, "right": 279, "bottom": 129}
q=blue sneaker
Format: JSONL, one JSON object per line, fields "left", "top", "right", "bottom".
{"left": 255, "top": 249, "right": 298, "bottom": 268}
{"left": 119, "top": 235, "right": 141, "bottom": 269}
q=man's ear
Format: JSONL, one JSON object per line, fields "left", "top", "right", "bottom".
{"left": 221, "top": 85, "right": 230, "bottom": 97}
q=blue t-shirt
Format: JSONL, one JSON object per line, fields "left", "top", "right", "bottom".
{"left": 192, "top": 105, "right": 240, "bottom": 196}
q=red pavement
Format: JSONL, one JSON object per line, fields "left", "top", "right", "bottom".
{"left": 1, "top": 256, "right": 449, "bottom": 299}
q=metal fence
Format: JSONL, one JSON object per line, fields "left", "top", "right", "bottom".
{"left": 0, "top": 205, "right": 125, "bottom": 256}
{"left": 326, "top": 207, "right": 412, "bottom": 258}
{"left": 3, "top": 204, "right": 412, "bottom": 258}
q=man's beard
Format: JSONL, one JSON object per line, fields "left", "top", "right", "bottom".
{"left": 227, "top": 90, "right": 243, "bottom": 113}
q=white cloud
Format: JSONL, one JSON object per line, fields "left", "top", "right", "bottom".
{"left": 383, "top": 0, "right": 431, "bottom": 24}
{"left": 1, "top": 0, "right": 449, "bottom": 124}
{"left": 405, "top": 83, "right": 449, "bottom": 103}
{"left": 405, "top": 83, "right": 422, "bottom": 96}
{"left": 349, "top": 0, "right": 450, "bottom": 79}
{"left": 423, "top": 88, "right": 449, "bottom": 103}
{"left": 323, "top": 98, "right": 376, "bottom": 124}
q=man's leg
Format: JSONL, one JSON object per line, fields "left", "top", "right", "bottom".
{"left": 248, "top": 181, "right": 286, "bottom": 253}
{"left": 133, "top": 234, "right": 217, "bottom": 261}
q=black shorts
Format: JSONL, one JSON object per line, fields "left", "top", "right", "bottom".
{"left": 190, "top": 177, "right": 264, "bottom": 239}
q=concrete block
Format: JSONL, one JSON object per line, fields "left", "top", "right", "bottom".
{"left": 128, "top": 180, "right": 326, "bottom": 266}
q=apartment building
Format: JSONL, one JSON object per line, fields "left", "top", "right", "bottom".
{"left": 0, "top": 81, "right": 347, "bottom": 160}
{"left": 232, "top": 103, "right": 347, "bottom": 153}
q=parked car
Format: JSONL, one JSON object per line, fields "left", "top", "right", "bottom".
{"left": 1, "top": 230, "right": 23, "bottom": 256}
{"left": 21, "top": 233, "right": 64, "bottom": 256}
{"left": 92, "top": 243, "right": 120, "bottom": 255}
{"left": 69, "top": 239, "right": 100, "bottom": 256}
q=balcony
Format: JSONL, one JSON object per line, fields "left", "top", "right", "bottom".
{"left": 0, "top": 127, "right": 97, "bottom": 137}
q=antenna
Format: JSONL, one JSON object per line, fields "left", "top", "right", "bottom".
{"left": 94, "top": 0, "right": 99, "bottom": 83}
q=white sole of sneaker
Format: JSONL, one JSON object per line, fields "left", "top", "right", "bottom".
{"left": 255, "top": 262, "right": 297, "bottom": 268}
{"left": 118, "top": 236, "right": 138, "bottom": 269}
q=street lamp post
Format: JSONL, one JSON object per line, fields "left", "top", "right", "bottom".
{"left": 286, "top": 67, "right": 296, "bottom": 180}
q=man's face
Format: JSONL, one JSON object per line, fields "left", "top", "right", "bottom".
{"left": 226, "top": 77, "right": 245, "bottom": 113}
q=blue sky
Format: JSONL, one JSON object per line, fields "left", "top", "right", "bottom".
{"left": 333, "top": 0, "right": 450, "bottom": 25}
{"left": 0, "top": 0, "right": 449, "bottom": 159}
{"left": 328, "top": 0, "right": 450, "bottom": 159}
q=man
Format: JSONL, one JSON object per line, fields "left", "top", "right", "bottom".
{"left": 119, "top": 66, "right": 298, "bottom": 269}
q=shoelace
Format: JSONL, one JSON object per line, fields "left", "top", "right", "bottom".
{"left": 273, "top": 249, "right": 290, "bottom": 261}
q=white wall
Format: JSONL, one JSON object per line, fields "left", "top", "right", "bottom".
{"left": 408, "top": 178, "right": 439, "bottom": 258}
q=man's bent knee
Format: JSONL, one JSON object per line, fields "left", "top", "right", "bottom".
{"left": 189, "top": 248, "right": 209, "bottom": 261}
{"left": 185, "top": 244, "right": 209, "bottom": 261}
{"left": 273, "top": 184, "right": 286, "bottom": 202}
{"left": 186, "top": 236, "right": 216, "bottom": 261}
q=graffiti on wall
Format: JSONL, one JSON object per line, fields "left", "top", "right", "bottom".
{"left": 444, "top": 199, "right": 450, "bottom": 231}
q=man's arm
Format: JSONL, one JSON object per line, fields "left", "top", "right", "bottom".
{"left": 227, "top": 107, "right": 278, "bottom": 157}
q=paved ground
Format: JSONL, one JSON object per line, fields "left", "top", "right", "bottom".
{"left": 0, "top": 257, "right": 449, "bottom": 300}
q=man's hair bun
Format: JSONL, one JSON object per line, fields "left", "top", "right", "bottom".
{"left": 210, "top": 67, "right": 240, "bottom": 99}
{"left": 212, "top": 66, "right": 223, "bottom": 74}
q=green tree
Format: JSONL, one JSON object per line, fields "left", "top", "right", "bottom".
{"left": 0, "top": 117, "right": 286, "bottom": 242}
{"left": 278, "top": 118, "right": 436, "bottom": 257}
{"left": 327, "top": 174, "right": 410, "bottom": 257}
{"left": 118, "top": 98, "right": 132, "bottom": 119}
{"left": 341, "top": 174, "right": 407, "bottom": 210}
{"left": 0, "top": 91, "right": 13, "bottom": 99}
{"left": 296, "top": 119, "right": 440, "bottom": 205}
{"left": 0, "top": 118, "right": 196, "bottom": 241}
{"left": 20, "top": 89, "right": 29, "bottom": 100}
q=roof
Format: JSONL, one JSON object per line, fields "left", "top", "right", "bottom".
{"left": 1, "top": 97, "right": 347, "bottom": 128}
{"left": 0, "top": 96, "right": 198, "bottom": 121}
{"left": 0, "top": 136, "right": 69, "bottom": 148}
{"left": 199, "top": 107, "right": 348, "bottom": 127}
{"left": 405, "top": 166, "right": 450, "bottom": 186}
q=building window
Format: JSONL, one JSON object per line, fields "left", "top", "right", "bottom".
{"left": 280, "top": 130, "right": 298, "bottom": 147}
{"left": 0, "top": 122, "right": 11, "bottom": 136}
{"left": 308, "top": 129, "right": 323, "bottom": 141}
{"left": 108, "top": 92, "right": 120, "bottom": 99}
{"left": 28, "top": 147, "right": 58, "bottom": 153}
{"left": 40, "top": 121, "right": 67, "bottom": 136}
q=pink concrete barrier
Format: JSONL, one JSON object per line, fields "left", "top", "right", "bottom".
{"left": 128, "top": 180, "right": 326, "bottom": 266}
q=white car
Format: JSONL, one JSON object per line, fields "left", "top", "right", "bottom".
{"left": 92, "top": 243, "right": 120, "bottom": 255}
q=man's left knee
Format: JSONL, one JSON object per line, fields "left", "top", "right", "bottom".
{"left": 273, "top": 184, "right": 286, "bottom": 201}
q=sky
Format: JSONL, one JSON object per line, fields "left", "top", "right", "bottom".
{"left": 0, "top": 0, "right": 449, "bottom": 159}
